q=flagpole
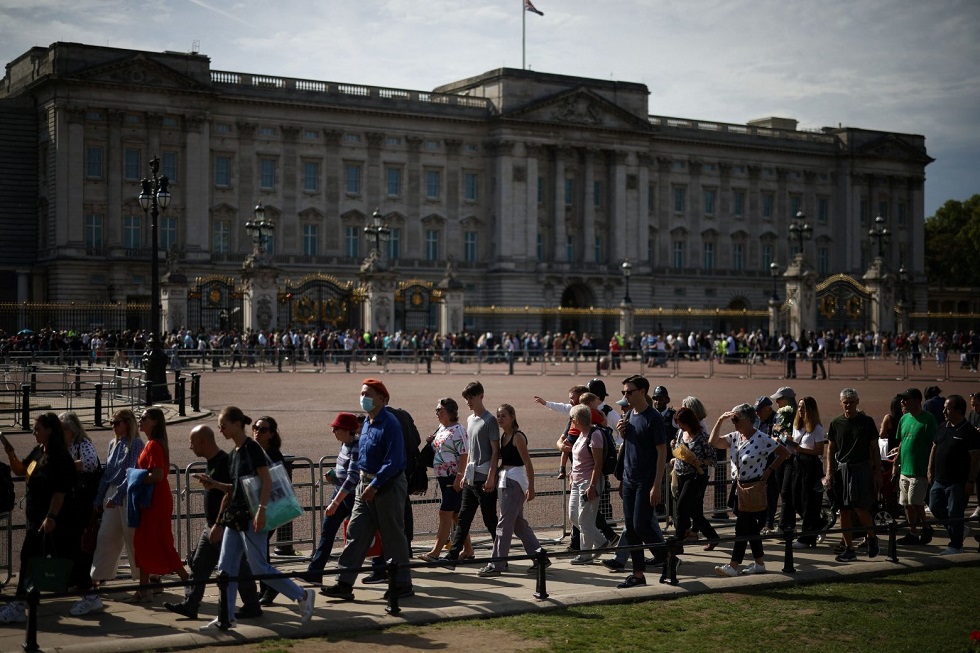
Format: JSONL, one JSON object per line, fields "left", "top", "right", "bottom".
{"left": 522, "top": 0, "right": 526, "bottom": 70}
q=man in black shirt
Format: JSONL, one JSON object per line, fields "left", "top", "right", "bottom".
{"left": 164, "top": 425, "right": 261, "bottom": 621}
{"left": 928, "top": 394, "right": 980, "bottom": 554}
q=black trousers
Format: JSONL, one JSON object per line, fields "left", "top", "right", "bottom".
{"left": 448, "top": 482, "right": 497, "bottom": 560}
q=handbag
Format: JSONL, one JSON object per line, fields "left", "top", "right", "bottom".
{"left": 407, "top": 454, "right": 429, "bottom": 496}
{"left": 27, "top": 535, "right": 73, "bottom": 593}
{"left": 240, "top": 461, "right": 303, "bottom": 533}
{"left": 735, "top": 480, "right": 767, "bottom": 512}
{"left": 420, "top": 441, "right": 436, "bottom": 468}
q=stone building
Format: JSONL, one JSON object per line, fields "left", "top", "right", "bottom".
{"left": 0, "top": 42, "right": 933, "bottom": 336}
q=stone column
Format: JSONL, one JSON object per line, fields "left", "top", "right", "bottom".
{"left": 243, "top": 266, "right": 281, "bottom": 332}
{"left": 16, "top": 270, "right": 30, "bottom": 303}
{"left": 862, "top": 257, "right": 895, "bottom": 335}
{"left": 184, "top": 116, "right": 209, "bottom": 254}
{"left": 582, "top": 148, "right": 596, "bottom": 263}
{"left": 553, "top": 147, "right": 568, "bottom": 262}
{"left": 161, "top": 275, "right": 189, "bottom": 333}
{"left": 768, "top": 298, "right": 780, "bottom": 338}
{"left": 611, "top": 151, "right": 629, "bottom": 263}
{"left": 360, "top": 270, "right": 397, "bottom": 334}
{"left": 619, "top": 301, "right": 635, "bottom": 339}
{"left": 782, "top": 254, "right": 817, "bottom": 340}
{"left": 438, "top": 272, "right": 465, "bottom": 335}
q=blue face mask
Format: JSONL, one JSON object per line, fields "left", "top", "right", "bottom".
{"left": 360, "top": 396, "right": 375, "bottom": 412}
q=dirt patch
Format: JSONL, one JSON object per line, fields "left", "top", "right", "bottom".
{"left": 191, "top": 625, "right": 543, "bottom": 653}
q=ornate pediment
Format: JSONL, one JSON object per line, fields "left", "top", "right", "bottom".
{"left": 69, "top": 54, "right": 212, "bottom": 93}
{"left": 854, "top": 134, "right": 934, "bottom": 164}
{"left": 503, "top": 88, "right": 651, "bottom": 132}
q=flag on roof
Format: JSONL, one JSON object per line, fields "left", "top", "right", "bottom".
{"left": 525, "top": 0, "right": 544, "bottom": 16}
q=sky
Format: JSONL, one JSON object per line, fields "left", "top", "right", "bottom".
{"left": 1, "top": 0, "right": 978, "bottom": 218}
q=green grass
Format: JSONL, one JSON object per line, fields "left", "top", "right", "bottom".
{"left": 344, "top": 564, "right": 979, "bottom": 653}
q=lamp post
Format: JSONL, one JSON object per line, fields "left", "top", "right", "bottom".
{"left": 770, "top": 261, "right": 780, "bottom": 302}
{"left": 869, "top": 214, "right": 890, "bottom": 259}
{"left": 138, "top": 156, "right": 171, "bottom": 337}
{"left": 896, "top": 263, "right": 909, "bottom": 333}
{"left": 788, "top": 210, "right": 812, "bottom": 257}
{"left": 621, "top": 259, "right": 633, "bottom": 304}
{"left": 245, "top": 202, "right": 276, "bottom": 263}
{"left": 364, "top": 208, "right": 391, "bottom": 260}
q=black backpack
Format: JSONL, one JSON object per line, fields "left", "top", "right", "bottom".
{"left": 389, "top": 407, "right": 428, "bottom": 495}
{"left": 587, "top": 424, "right": 619, "bottom": 476}
{"left": 0, "top": 461, "right": 15, "bottom": 513}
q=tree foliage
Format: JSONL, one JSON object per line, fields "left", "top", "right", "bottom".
{"left": 924, "top": 194, "right": 980, "bottom": 286}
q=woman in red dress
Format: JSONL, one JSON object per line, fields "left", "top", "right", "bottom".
{"left": 132, "top": 407, "right": 188, "bottom": 601}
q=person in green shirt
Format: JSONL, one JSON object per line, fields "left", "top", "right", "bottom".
{"left": 893, "top": 387, "right": 938, "bottom": 545}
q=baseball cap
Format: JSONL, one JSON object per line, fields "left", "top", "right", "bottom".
{"left": 755, "top": 396, "right": 773, "bottom": 412}
{"left": 770, "top": 386, "right": 796, "bottom": 403}
{"left": 898, "top": 387, "right": 923, "bottom": 402}
{"left": 653, "top": 386, "right": 670, "bottom": 401}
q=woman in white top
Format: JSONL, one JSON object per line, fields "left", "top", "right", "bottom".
{"left": 709, "top": 403, "right": 790, "bottom": 577}
{"left": 785, "top": 396, "right": 828, "bottom": 548}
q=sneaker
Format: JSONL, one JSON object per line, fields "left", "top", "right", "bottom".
{"left": 273, "top": 546, "right": 299, "bottom": 556}
{"left": 832, "top": 540, "right": 847, "bottom": 553}
{"left": 477, "top": 564, "right": 501, "bottom": 577}
{"left": 436, "top": 556, "right": 457, "bottom": 571}
{"left": 383, "top": 585, "right": 415, "bottom": 600}
{"left": 714, "top": 564, "right": 740, "bottom": 577}
{"left": 607, "top": 533, "right": 621, "bottom": 548}
{"left": 919, "top": 526, "right": 934, "bottom": 546}
{"left": 616, "top": 574, "right": 647, "bottom": 589}
{"left": 70, "top": 595, "right": 105, "bottom": 617}
{"left": 570, "top": 555, "right": 595, "bottom": 565}
{"left": 760, "top": 527, "right": 774, "bottom": 536}
{"left": 867, "top": 536, "right": 880, "bottom": 559}
{"left": 835, "top": 549, "right": 857, "bottom": 562}
{"left": 896, "top": 533, "right": 921, "bottom": 545}
{"left": 0, "top": 601, "right": 26, "bottom": 624}
{"left": 320, "top": 582, "right": 354, "bottom": 601}
{"left": 200, "top": 617, "right": 236, "bottom": 631}
{"left": 361, "top": 572, "right": 389, "bottom": 585}
{"left": 235, "top": 605, "right": 263, "bottom": 620}
{"left": 527, "top": 558, "right": 552, "bottom": 573}
{"left": 742, "top": 562, "right": 766, "bottom": 575}
{"left": 971, "top": 507, "right": 980, "bottom": 519}
{"left": 162, "top": 600, "right": 197, "bottom": 620}
{"left": 792, "top": 541, "right": 814, "bottom": 549}
{"left": 258, "top": 589, "right": 278, "bottom": 606}
{"left": 601, "top": 559, "right": 626, "bottom": 572}
{"left": 294, "top": 589, "right": 315, "bottom": 625}
{"left": 938, "top": 546, "right": 964, "bottom": 555}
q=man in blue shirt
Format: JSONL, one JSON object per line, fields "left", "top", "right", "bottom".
{"left": 322, "top": 378, "right": 412, "bottom": 601}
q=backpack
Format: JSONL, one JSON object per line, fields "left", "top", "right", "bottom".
{"left": 0, "top": 461, "right": 15, "bottom": 513}
{"left": 586, "top": 424, "right": 618, "bottom": 476}
{"left": 389, "top": 407, "right": 428, "bottom": 495}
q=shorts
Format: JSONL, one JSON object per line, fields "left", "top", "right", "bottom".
{"left": 438, "top": 474, "right": 463, "bottom": 512}
{"left": 833, "top": 462, "right": 875, "bottom": 511}
{"left": 898, "top": 475, "right": 928, "bottom": 506}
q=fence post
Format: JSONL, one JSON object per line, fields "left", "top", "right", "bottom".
{"left": 277, "top": 347, "right": 283, "bottom": 373}
{"left": 94, "top": 382, "right": 104, "bottom": 427}
{"left": 176, "top": 377, "right": 186, "bottom": 417}
{"left": 143, "top": 380, "right": 153, "bottom": 407}
{"left": 781, "top": 528, "right": 796, "bottom": 573}
{"left": 886, "top": 519, "right": 899, "bottom": 563}
{"left": 659, "top": 538, "right": 681, "bottom": 586}
{"left": 21, "top": 384, "right": 30, "bottom": 429}
{"left": 190, "top": 372, "right": 200, "bottom": 412}
{"left": 508, "top": 350, "right": 515, "bottom": 375}
{"left": 384, "top": 559, "right": 401, "bottom": 615}
{"left": 216, "top": 571, "right": 231, "bottom": 630}
{"left": 30, "top": 366, "right": 37, "bottom": 393}
{"left": 533, "top": 547, "right": 550, "bottom": 599}
{"left": 23, "top": 586, "right": 40, "bottom": 651}
{"left": 74, "top": 365, "right": 82, "bottom": 397}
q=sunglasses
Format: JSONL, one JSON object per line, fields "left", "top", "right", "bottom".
{"left": 621, "top": 388, "right": 640, "bottom": 396}
{"left": 252, "top": 425, "right": 271, "bottom": 434}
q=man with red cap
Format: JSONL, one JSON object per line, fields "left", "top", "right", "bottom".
{"left": 322, "top": 379, "right": 413, "bottom": 601}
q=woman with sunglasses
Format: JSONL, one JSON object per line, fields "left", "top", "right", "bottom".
{"left": 250, "top": 415, "right": 296, "bottom": 605}
{"left": 784, "top": 396, "right": 827, "bottom": 549}
{"left": 709, "top": 403, "right": 790, "bottom": 577}
{"left": 196, "top": 406, "right": 314, "bottom": 630}
{"left": 131, "top": 408, "right": 189, "bottom": 603}
{"left": 0, "top": 413, "right": 75, "bottom": 624}
{"left": 417, "top": 397, "right": 474, "bottom": 562}
{"left": 70, "top": 409, "right": 144, "bottom": 616}
{"left": 59, "top": 412, "right": 101, "bottom": 609}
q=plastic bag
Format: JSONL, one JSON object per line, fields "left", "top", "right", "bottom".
{"left": 240, "top": 462, "right": 303, "bottom": 532}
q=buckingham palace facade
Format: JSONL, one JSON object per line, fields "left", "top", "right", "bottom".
{"left": 0, "top": 42, "right": 933, "bottom": 336}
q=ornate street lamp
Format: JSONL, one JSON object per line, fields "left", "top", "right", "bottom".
{"left": 788, "top": 210, "right": 812, "bottom": 257}
{"left": 869, "top": 214, "right": 890, "bottom": 259}
{"left": 138, "top": 156, "right": 171, "bottom": 337}
{"left": 364, "top": 208, "right": 391, "bottom": 259}
{"left": 245, "top": 202, "right": 276, "bottom": 263}
{"left": 770, "top": 261, "right": 780, "bottom": 302}
{"left": 897, "top": 263, "right": 908, "bottom": 304}
{"left": 621, "top": 259, "right": 633, "bottom": 304}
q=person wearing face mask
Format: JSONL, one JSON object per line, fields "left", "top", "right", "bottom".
{"left": 322, "top": 378, "right": 413, "bottom": 602}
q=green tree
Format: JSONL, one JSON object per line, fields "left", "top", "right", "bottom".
{"left": 924, "top": 194, "right": 980, "bottom": 286}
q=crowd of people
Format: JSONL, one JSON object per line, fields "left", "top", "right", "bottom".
{"left": 4, "top": 326, "right": 980, "bottom": 374}
{"left": 0, "top": 373, "right": 977, "bottom": 629}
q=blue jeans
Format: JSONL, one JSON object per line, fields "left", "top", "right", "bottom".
{"left": 929, "top": 481, "right": 967, "bottom": 549}
{"left": 306, "top": 490, "right": 355, "bottom": 583}
{"left": 217, "top": 523, "right": 304, "bottom": 623}
{"left": 621, "top": 480, "right": 664, "bottom": 573}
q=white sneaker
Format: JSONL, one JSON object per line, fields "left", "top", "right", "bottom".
{"left": 792, "top": 541, "right": 813, "bottom": 549}
{"left": 938, "top": 546, "right": 964, "bottom": 556}
{"left": 294, "top": 588, "right": 315, "bottom": 625}
{"left": 742, "top": 562, "right": 767, "bottom": 575}
{"left": 714, "top": 564, "right": 740, "bottom": 577}
{"left": 0, "top": 602, "right": 26, "bottom": 624}
{"left": 69, "top": 595, "right": 105, "bottom": 616}
{"left": 200, "top": 616, "right": 237, "bottom": 631}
